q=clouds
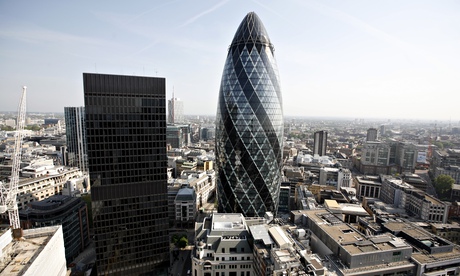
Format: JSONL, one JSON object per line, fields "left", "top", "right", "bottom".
{"left": 178, "top": 0, "right": 230, "bottom": 28}
{"left": 0, "top": 24, "right": 104, "bottom": 46}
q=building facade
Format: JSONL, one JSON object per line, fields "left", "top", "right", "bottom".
{"left": 0, "top": 226, "right": 67, "bottom": 276}
{"left": 366, "top": 127, "right": 378, "bottom": 141}
{"left": 84, "top": 73, "right": 169, "bottom": 275}
{"left": 193, "top": 214, "right": 256, "bottom": 276}
{"left": 174, "top": 187, "right": 196, "bottom": 227}
{"left": 19, "top": 195, "right": 90, "bottom": 263}
{"left": 64, "top": 106, "right": 88, "bottom": 173}
{"left": 395, "top": 142, "right": 417, "bottom": 173}
{"left": 167, "top": 124, "right": 191, "bottom": 148}
{"left": 215, "top": 12, "right": 284, "bottom": 217}
{"left": 313, "top": 130, "right": 327, "bottom": 156}
{"left": 355, "top": 175, "right": 382, "bottom": 200}
{"left": 167, "top": 96, "right": 184, "bottom": 124}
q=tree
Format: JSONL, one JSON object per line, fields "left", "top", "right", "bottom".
{"left": 432, "top": 141, "right": 444, "bottom": 150}
{"left": 171, "top": 234, "right": 179, "bottom": 245}
{"left": 0, "top": 125, "right": 13, "bottom": 131}
{"left": 435, "top": 174, "right": 454, "bottom": 199}
{"left": 25, "top": 125, "right": 41, "bottom": 131}
{"left": 177, "top": 236, "right": 188, "bottom": 248}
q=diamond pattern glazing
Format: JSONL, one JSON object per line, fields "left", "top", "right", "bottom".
{"left": 215, "top": 12, "right": 284, "bottom": 217}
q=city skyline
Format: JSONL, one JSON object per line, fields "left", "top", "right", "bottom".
{"left": 1, "top": 1, "right": 460, "bottom": 121}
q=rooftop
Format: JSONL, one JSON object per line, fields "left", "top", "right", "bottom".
{"left": 212, "top": 213, "right": 246, "bottom": 231}
{"left": 0, "top": 226, "right": 63, "bottom": 276}
{"left": 303, "top": 210, "right": 411, "bottom": 255}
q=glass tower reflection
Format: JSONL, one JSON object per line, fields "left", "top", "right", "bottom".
{"left": 215, "top": 12, "right": 284, "bottom": 217}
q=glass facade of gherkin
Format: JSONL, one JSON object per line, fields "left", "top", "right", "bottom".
{"left": 215, "top": 12, "right": 284, "bottom": 217}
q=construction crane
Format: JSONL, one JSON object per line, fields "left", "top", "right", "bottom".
{"left": 0, "top": 86, "right": 27, "bottom": 240}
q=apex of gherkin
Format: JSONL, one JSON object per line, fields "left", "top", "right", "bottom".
{"left": 230, "top": 12, "right": 272, "bottom": 49}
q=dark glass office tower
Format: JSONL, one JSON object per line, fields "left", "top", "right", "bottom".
{"left": 215, "top": 12, "right": 284, "bottom": 217}
{"left": 83, "top": 73, "right": 169, "bottom": 275}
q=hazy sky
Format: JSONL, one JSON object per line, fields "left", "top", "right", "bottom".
{"left": 1, "top": 0, "right": 459, "bottom": 121}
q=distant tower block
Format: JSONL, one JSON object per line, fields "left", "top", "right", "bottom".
{"left": 367, "top": 128, "right": 378, "bottom": 142}
{"left": 168, "top": 93, "right": 184, "bottom": 124}
{"left": 314, "top": 130, "right": 328, "bottom": 156}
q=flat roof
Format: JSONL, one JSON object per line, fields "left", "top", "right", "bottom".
{"left": 212, "top": 213, "right": 246, "bottom": 231}
{"left": 303, "top": 210, "right": 410, "bottom": 255}
{"left": 269, "top": 226, "right": 292, "bottom": 249}
{"left": 411, "top": 247, "right": 460, "bottom": 264}
{"left": 424, "top": 194, "right": 443, "bottom": 205}
{"left": 324, "top": 199, "right": 340, "bottom": 209}
{"left": 0, "top": 226, "right": 61, "bottom": 276}
{"left": 249, "top": 224, "right": 274, "bottom": 246}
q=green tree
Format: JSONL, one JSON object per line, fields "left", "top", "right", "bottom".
{"left": 0, "top": 125, "right": 14, "bottom": 131}
{"left": 435, "top": 174, "right": 454, "bottom": 199}
{"left": 433, "top": 141, "right": 444, "bottom": 150}
{"left": 25, "top": 125, "right": 41, "bottom": 131}
{"left": 177, "top": 236, "right": 188, "bottom": 248}
{"left": 171, "top": 234, "right": 179, "bottom": 245}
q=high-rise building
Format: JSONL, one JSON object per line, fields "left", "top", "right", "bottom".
{"left": 215, "top": 12, "right": 284, "bottom": 217}
{"left": 313, "top": 130, "right": 327, "bottom": 156}
{"left": 366, "top": 127, "right": 378, "bottom": 141}
{"left": 167, "top": 96, "right": 184, "bottom": 123}
{"left": 64, "top": 106, "right": 88, "bottom": 173}
{"left": 83, "top": 73, "right": 169, "bottom": 275}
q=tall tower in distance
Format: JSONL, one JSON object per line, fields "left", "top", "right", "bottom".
{"left": 64, "top": 106, "right": 88, "bottom": 173}
{"left": 313, "top": 130, "right": 328, "bottom": 156}
{"left": 215, "top": 12, "right": 284, "bottom": 217}
{"left": 366, "top": 127, "right": 378, "bottom": 142}
{"left": 167, "top": 91, "right": 184, "bottom": 124}
{"left": 83, "top": 73, "right": 169, "bottom": 275}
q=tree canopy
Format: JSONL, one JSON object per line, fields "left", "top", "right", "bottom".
{"left": 171, "top": 234, "right": 188, "bottom": 249}
{"left": 177, "top": 236, "right": 188, "bottom": 248}
{"left": 435, "top": 174, "right": 454, "bottom": 199}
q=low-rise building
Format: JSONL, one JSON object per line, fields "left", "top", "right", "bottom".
{"left": 14, "top": 167, "right": 83, "bottom": 211}
{"left": 292, "top": 209, "right": 415, "bottom": 275}
{"left": 192, "top": 213, "right": 255, "bottom": 276}
{"left": 19, "top": 195, "right": 90, "bottom": 263}
{"left": 174, "top": 187, "right": 196, "bottom": 227}
{"left": 0, "top": 225, "right": 67, "bottom": 275}
{"left": 355, "top": 175, "right": 382, "bottom": 200}
{"left": 430, "top": 223, "right": 460, "bottom": 244}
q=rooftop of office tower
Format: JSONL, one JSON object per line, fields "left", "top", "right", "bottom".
{"left": 230, "top": 12, "right": 273, "bottom": 49}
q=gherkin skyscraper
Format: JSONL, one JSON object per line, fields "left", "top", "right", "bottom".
{"left": 215, "top": 12, "right": 284, "bottom": 217}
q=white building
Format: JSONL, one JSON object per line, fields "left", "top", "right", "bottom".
{"left": 181, "top": 170, "right": 216, "bottom": 207}
{"left": 174, "top": 187, "right": 197, "bottom": 225}
{"left": 0, "top": 225, "right": 67, "bottom": 275}
{"left": 15, "top": 167, "right": 84, "bottom": 210}
{"left": 193, "top": 214, "right": 255, "bottom": 276}
{"left": 168, "top": 96, "right": 184, "bottom": 124}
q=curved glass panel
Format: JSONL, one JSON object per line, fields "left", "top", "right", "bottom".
{"left": 215, "top": 12, "right": 284, "bottom": 217}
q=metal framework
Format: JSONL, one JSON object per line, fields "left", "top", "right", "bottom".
{"left": 0, "top": 86, "right": 26, "bottom": 234}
